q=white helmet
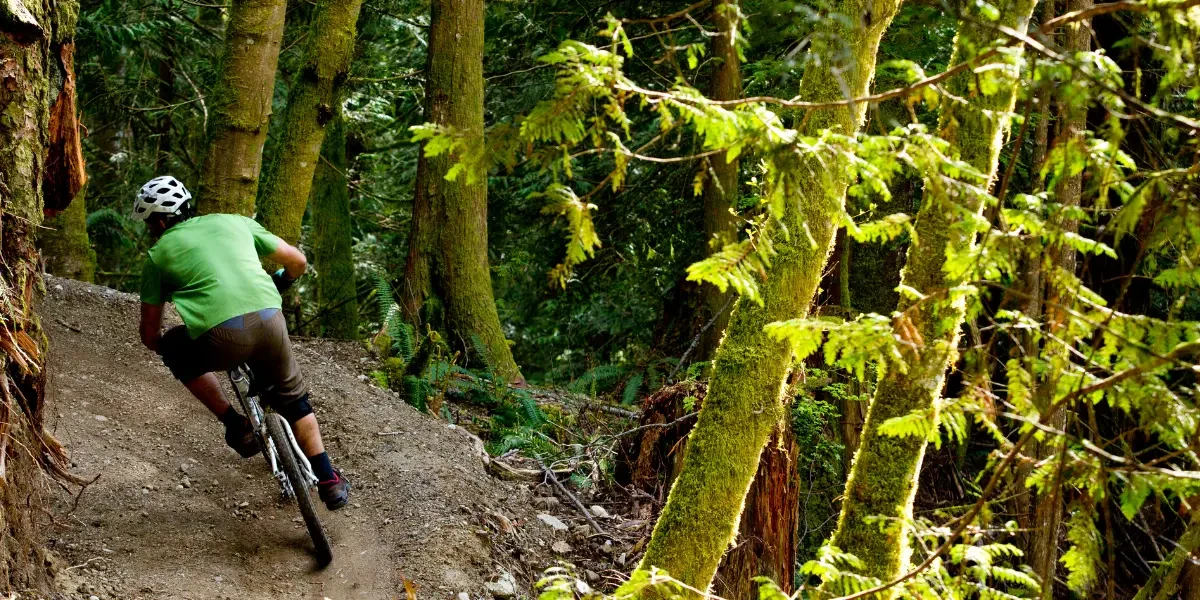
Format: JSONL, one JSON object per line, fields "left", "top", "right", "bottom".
{"left": 133, "top": 176, "right": 192, "bottom": 221}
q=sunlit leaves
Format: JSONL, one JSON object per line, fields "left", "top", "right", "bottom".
{"left": 533, "top": 185, "right": 601, "bottom": 288}
{"left": 1061, "top": 505, "right": 1103, "bottom": 594}
{"left": 765, "top": 313, "right": 904, "bottom": 380}
{"left": 686, "top": 226, "right": 774, "bottom": 305}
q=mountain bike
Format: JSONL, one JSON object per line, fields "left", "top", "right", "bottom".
{"left": 228, "top": 364, "right": 333, "bottom": 566}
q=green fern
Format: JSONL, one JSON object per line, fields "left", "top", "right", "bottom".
{"left": 369, "top": 269, "right": 395, "bottom": 323}
{"left": 514, "top": 389, "right": 545, "bottom": 425}
{"left": 390, "top": 319, "right": 416, "bottom": 361}
{"left": 468, "top": 333, "right": 497, "bottom": 379}
{"left": 567, "top": 364, "right": 626, "bottom": 394}
{"left": 621, "top": 372, "right": 643, "bottom": 406}
{"left": 401, "top": 375, "right": 432, "bottom": 412}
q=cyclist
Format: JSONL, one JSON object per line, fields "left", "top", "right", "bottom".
{"left": 133, "top": 175, "right": 350, "bottom": 510}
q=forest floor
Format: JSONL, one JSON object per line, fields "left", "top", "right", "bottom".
{"left": 38, "top": 276, "right": 598, "bottom": 600}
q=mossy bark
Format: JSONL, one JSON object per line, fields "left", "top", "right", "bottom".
{"left": 1132, "top": 510, "right": 1200, "bottom": 600}
{"left": 399, "top": 0, "right": 521, "bottom": 381}
{"left": 827, "top": 0, "right": 1038, "bottom": 585}
{"left": 0, "top": 0, "right": 81, "bottom": 591}
{"left": 697, "top": 0, "right": 742, "bottom": 361}
{"left": 634, "top": 0, "right": 901, "bottom": 592}
{"left": 39, "top": 184, "right": 94, "bottom": 282}
{"left": 311, "top": 111, "right": 359, "bottom": 339}
{"left": 257, "top": 0, "right": 364, "bottom": 245}
{"left": 707, "top": 6, "right": 800, "bottom": 594}
{"left": 196, "top": 0, "right": 287, "bottom": 216}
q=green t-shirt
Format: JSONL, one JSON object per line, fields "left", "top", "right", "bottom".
{"left": 141, "top": 214, "right": 283, "bottom": 338}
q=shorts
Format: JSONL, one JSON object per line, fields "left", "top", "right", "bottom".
{"left": 159, "top": 308, "right": 308, "bottom": 408}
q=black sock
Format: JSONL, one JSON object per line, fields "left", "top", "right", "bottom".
{"left": 308, "top": 452, "right": 335, "bottom": 481}
{"left": 218, "top": 408, "right": 245, "bottom": 428}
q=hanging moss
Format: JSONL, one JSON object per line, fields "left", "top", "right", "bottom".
{"left": 634, "top": 0, "right": 902, "bottom": 593}
{"left": 827, "top": 0, "right": 1040, "bottom": 586}
{"left": 258, "top": 0, "right": 365, "bottom": 244}
{"left": 311, "top": 112, "right": 359, "bottom": 339}
{"left": 196, "top": 0, "right": 287, "bottom": 216}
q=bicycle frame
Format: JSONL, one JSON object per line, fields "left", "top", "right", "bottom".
{"left": 228, "top": 366, "right": 318, "bottom": 499}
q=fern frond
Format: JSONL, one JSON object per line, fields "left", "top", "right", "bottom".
{"left": 621, "top": 372, "right": 643, "bottom": 406}
{"left": 686, "top": 233, "right": 775, "bottom": 306}
{"left": 567, "top": 364, "right": 626, "bottom": 394}
{"left": 469, "top": 333, "right": 497, "bottom": 379}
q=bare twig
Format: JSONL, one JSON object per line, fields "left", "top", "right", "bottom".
{"left": 668, "top": 293, "right": 735, "bottom": 382}
{"left": 621, "top": 0, "right": 713, "bottom": 25}
{"left": 609, "top": 411, "right": 699, "bottom": 441}
{"left": 539, "top": 460, "right": 607, "bottom": 536}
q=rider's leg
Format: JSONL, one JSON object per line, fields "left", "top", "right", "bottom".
{"left": 159, "top": 325, "right": 260, "bottom": 457}
{"left": 253, "top": 311, "right": 349, "bottom": 508}
{"left": 290, "top": 414, "right": 325, "bottom": 456}
{"left": 183, "top": 372, "right": 234, "bottom": 418}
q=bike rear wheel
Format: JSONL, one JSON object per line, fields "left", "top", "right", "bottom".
{"left": 265, "top": 413, "right": 333, "bottom": 566}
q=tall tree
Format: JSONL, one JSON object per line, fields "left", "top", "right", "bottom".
{"left": 311, "top": 110, "right": 359, "bottom": 338}
{"left": 258, "top": 0, "right": 365, "bottom": 244}
{"left": 1028, "top": 0, "right": 1091, "bottom": 593}
{"left": 0, "top": 0, "right": 82, "bottom": 589}
{"left": 400, "top": 0, "right": 521, "bottom": 381}
{"left": 827, "top": 0, "right": 1039, "bottom": 584}
{"left": 634, "top": 0, "right": 903, "bottom": 591}
{"left": 196, "top": 0, "right": 287, "bottom": 216}
{"left": 696, "top": 0, "right": 743, "bottom": 360}
{"left": 40, "top": 185, "right": 96, "bottom": 282}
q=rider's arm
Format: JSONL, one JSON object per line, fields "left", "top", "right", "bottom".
{"left": 267, "top": 242, "right": 307, "bottom": 281}
{"left": 140, "top": 302, "right": 165, "bottom": 352}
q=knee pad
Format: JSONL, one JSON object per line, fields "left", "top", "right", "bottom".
{"left": 275, "top": 394, "right": 313, "bottom": 424}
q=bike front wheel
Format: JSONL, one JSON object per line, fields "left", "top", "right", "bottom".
{"left": 266, "top": 413, "right": 333, "bottom": 566}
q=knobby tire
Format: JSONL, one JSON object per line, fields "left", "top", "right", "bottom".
{"left": 266, "top": 413, "right": 333, "bottom": 566}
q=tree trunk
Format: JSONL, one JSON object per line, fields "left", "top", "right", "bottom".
{"left": 257, "top": 0, "right": 364, "bottom": 245}
{"left": 713, "top": 425, "right": 800, "bottom": 600}
{"left": 400, "top": 0, "right": 521, "bottom": 381}
{"left": 707, "top": 4, "right": 800, "bottom": 593}
{"left": 1028, "top": 2, "right": 1090, "bottom": 594}
{"left": 1010, "top": 0, "right": 1055, "bottom": 551}
{"left": 311, "top": 110, "right": 359, "bottom": 339}
{"left": 196, "top": 0, "right": 287, "bottom": 216}
{"left": 634, "top": 0, "right": 902, "bottom": 592}
{"left": 826, "top": 0, "right": 1039, "bottom": 586}
{"left": 696, "top": 0, "right": 742, "bottom": 361}
{"left": 40, "top": 184, "right": 95, "bottom": 282}
{"left": 1132, "top": 510, "right": 1200, "bottom": 600}
{"left": 0, "top": 0, "right": 82, "bottom": 590}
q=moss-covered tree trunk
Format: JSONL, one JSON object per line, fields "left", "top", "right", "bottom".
{"left": 634, "top": 0, "right": 902, "bottom": 592}
{"left": 196, "top": 0, "right": 287, "bottom": 216}
{"left": 697, "top": 0, "right": 742, "bottom": 361}
{"left": 0, "top": 0, "right": 82, "bottom": 590}
{"left": 257, "top": 0, "right": 364, "bottom": 244}
{"left": 311, "top": 111, "right": 359, "bottom": 339}
{"left": 826, "top": 0, "right": 1038, "bottom": 585}
{"left": 40, "top": 184, "right": 94, "bottom": 281}
{"left": 707, "top": 4, "right": 800, "bottom": 594}
{"left": 399, "top": 0, "right": 521, "bottom": 381}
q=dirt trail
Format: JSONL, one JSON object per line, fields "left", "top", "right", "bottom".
{"left": 40, "top": 277, "right": 538, "bottom": 600}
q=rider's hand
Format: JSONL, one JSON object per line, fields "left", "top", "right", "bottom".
{"left": 272, "top": 268, "right": 296, "bottom": 293}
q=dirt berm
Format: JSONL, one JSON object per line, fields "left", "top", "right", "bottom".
{"left": 40, "top": 276, "right": 546, "bottom": 600}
